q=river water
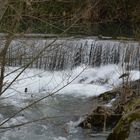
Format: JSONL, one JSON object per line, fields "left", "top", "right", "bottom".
{"left": 0, "top": 37, "right": 140, "bottom": 140}
{"left": 0, "top": 64, "right": 139, "bottom": 140}
{"left": 0, "top": 94, "right": 107, "bottom": 140}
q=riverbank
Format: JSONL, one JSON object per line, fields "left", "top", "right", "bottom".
{"left": 79, "top": 79, "right": 140, "bottom": 140}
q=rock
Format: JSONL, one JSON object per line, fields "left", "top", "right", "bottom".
{"left": 98, "top": 90, "right": 121, "bottom": 102}
{"left": 78, "top": 106, "right": 122, "bottom": 131}
{"left": 107, "top": 109, "right": 140, "bottom": 140}
{"left": 107, "top": 97, "right": 140, "bottom": 140}
{"left": 98, "top": 79, "right": 140, "bottom": 103}
{"left": 79, "top": 79, "right": 140, "bottom": 139}
{"left": 128, "top": 120, "right": 140, "bottom": 140}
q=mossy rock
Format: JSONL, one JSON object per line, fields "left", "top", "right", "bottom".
{"left": 98, "top": 90, "right": 121, "bottom": 102}
{"left": 124, "top": 97, "right": 140, "bottom": 113}
{"left": 80, "top": 80, "right": 140, "bottom": 136}
{"left": 107, "top": 97, "right": 140, "bottom": 140}
{"left": 78, "top": 106, "right": 122, "bottom": 131}
{"left": 98, "top": 79, "right": 140, "bottom": 105}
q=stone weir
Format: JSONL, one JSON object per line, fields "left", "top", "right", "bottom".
{"left": 1, "top": 37, "right": 140, "bottom": 70}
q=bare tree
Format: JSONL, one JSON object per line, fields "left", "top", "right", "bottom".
{"left": 0, "top": 0, "right": 88, "bottom": 130}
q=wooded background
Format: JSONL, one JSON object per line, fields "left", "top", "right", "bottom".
{"left": 0, "top": 0, "right": 140, "bottom": 35}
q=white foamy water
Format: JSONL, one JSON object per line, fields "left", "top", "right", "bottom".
{"left": 0, "top": 64, "right": 139, "bottom": 140}
{"left": 1, "top": 64, "right": 140, "bottom": 106}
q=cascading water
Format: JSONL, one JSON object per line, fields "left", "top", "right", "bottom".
{"left": 4, "top": 39, "right": 140, "bottom": 70}
{"left": 3, "top": 37, "right": 140, "bottom": 70}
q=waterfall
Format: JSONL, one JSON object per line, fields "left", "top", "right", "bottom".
{"left": 3, "top": 37, "right": 140, "bottom": 70}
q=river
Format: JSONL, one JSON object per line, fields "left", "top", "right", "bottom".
{"left": 0, "top": 37, "right": 140, "bottom": 140}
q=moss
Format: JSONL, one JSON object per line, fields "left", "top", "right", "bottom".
{"left": 107, "top": 94, "right": 140, "bottom": 140}
{"left": 78, "top": 106, "right": 122, "bottom": 131}
{"left": 124, "top": 97, "right": 140, "bottom": 113}
{"left": 98, "top": 90, "right": 120, "bottom": 102}
{"left": 115, "top": 110, "right": 140, "bottom": 131}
